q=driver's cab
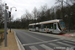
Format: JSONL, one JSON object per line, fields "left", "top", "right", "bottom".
{"left": 53, "top": 20, "right": 66, "bottom": 33}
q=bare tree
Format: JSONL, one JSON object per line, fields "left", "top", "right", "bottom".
{"left": 0, "top": 4, "right": 4, "bottom": 23}
{"left": 66, "top": 0, "right": 75, "bottom": 4}
{"left": 22, "top": 10, "right": 32, "bottom": 20}
{"left": 0, "top": 1, "right": 4, "bottom": 28}
{"left": 32, "top": 7, "right": 38, "bottom": 20}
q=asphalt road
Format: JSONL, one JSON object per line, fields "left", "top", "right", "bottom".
{"left": 13, "top": 29, "right": 75, "bottom": 50}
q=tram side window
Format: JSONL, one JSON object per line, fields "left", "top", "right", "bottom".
{"left": 36, "top": 25, "right": 39, "bottom": 27}
{"left": 44, "top": 24, "right": 47, "bottom": 28}
{"left": 29, "top": 26, "right": 32, "bottom": 28}
{"left": 29, "top": 26, "right": 31, "bottom": 28}
{"left": 43, "top": 24, "right": 48, "bottom": 28}
{"left": 34, "top": 25, "right": 36, "bottom": 28}
{"left": 29, "top": 26, "right": 30, "bottom": 28}
{"left": 43, "top": 23, "right": 53, "bottom": 29}
{"left": 34, "top": 25, "right": 40, "bottom": 28}
{"left": 49, "top": 23, "right": 53, "bottom": 29}
{"left": 41, "top": 24, "right": 44, "bottom": 29}
{"left": 38, "top": 25, "right": 41, "bottom": 28}
{"left": 47, "top": 24, "right": 49, "bottom": 28}
{"left": 32, "top": 25, "right": 34, "bottom": 28}
{"left": 46, "top": 23, "right": 50, "bottom": 28}
{"left": 44, "top": 24, "right": 49, "bottom": 28}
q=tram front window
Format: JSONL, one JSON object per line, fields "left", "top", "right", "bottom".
{"left": 59, "top": 22, "right": 66, "bottom": 29}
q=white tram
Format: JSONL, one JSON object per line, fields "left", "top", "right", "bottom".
{"left": 29, "top": 19, "right": 66, "bottom": 34}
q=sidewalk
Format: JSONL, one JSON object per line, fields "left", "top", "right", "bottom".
{"left": 0, "top": 30, "right": 19, "bottom": 50}
{"left": 66, "top": 30, "right": 75, "bottom": 33}
{"left": 59, "top": 30, "right": 75, "bottom": 37}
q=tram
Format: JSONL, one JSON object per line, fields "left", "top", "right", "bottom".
{"left": 29, "top": 19, "right": 66, "bottom": 34}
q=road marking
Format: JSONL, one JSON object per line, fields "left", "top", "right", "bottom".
{"left": 57, "top": 42, "right": 75, "bottom": 47}
{"left": 23, "top": 39, "right": 60, "bottom": 46}
{"left": 29, "top": 46, "right": 38, "bottom": 50}
{"left": 62, "top": 40, "right": 75, "bottom": 44}
{"left": 40, "top": 44, "right": 53, "bottom": 50}
{"left": 49, "top": 43, "right": 60, "bottom": 47}
{"left": 72, "top": 40, "right": 75, "bottom": 41}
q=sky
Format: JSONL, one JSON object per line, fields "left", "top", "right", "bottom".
{"left": 3, "top": 0, "right": 57, "bottom": 20}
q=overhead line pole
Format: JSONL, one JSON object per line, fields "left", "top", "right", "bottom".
{"left": 61, "top": 0, "right": 71, "bottom": 32}
{"left": 55, "top": 0, "right": 64, "bottom": 19}
{"left": 61, "top": 0, "right": 64, "bottom": 19}
{"left": 55, "top": 0, "right": 71, "bottom": 31}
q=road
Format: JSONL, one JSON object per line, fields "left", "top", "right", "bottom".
{"left": 13, "top": 29, "right": 75, "bottom": 50}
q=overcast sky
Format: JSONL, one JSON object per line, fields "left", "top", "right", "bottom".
{"left": 3, "top": 0, "right": 57, "bottom": 20}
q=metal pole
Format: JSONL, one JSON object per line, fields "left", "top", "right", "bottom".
{"left": 53, "top": 8, "right": 55, "bottom": 19}
{"left": 61, "top": 0, "right": 63, "bottom": 19}
{"left": 69, "top": 15, "right": 70, "bottom": 32}
{"left": 69, "top": 7, "right": 71, "bottom": 32}
{"left": 63, "top": 1, "right": 71, "bottom": 32}
{"left": 4, "top": 9, "right": 7, "bottom": 47}
{"left": 10, "top": 8, "right": 12, "bottom": 32}
{"left": 10, "top": 16, "right": 11, "bottom": 32}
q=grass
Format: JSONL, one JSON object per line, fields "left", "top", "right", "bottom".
{"left": 67, "top": 32, "right": 75, "bottom": 34}
{"left": 0, "top": 29, "right": 4, "bottom": 46}
{"left": 0, "top": 29, "right": 4, "bottom": 34}
{"left": 67, "top": 30, "right": 75, "bottom": 33}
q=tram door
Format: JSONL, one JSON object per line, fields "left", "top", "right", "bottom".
{"left": 53, "top": 23, "right": 57, "bottom": 33}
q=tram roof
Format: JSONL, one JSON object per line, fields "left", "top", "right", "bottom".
{"left": 29, "top": 19, "right": 62, "bottom": 26}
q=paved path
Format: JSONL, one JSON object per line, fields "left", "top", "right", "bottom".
{"left": 0, "top": 30, "right": 19, "bottom": 50}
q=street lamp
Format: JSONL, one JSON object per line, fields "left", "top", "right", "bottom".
{"left": 4, "top": 3, "right": 8, "bottom": 47}
{"left": 10, "top": 7, "right": 17, "bottom": 12}
{"left": 9, "top": 7, "right": 17, "bottom": 32}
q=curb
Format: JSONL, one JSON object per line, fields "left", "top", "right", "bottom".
{"left": 0, "top": 39, "right": 4, "bottom": 48}
{"left": 0, "top": 42, "right": 3, "bottom": 48}
{"left": 14, "top": 31, "right": 25, "bottom": 50}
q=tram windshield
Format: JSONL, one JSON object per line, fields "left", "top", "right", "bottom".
{"left": 59, "top": 22, "right": 66, "bottom": 29}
